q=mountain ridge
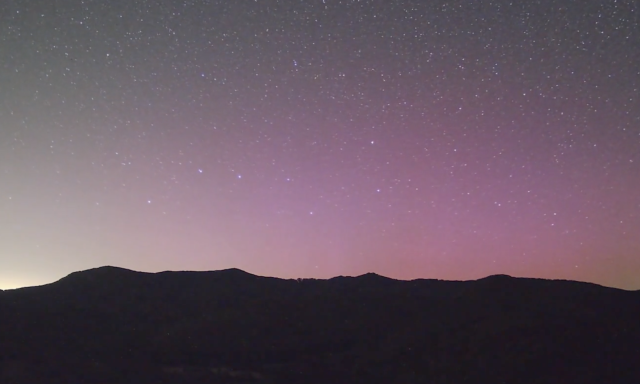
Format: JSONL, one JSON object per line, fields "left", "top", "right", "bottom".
{"left": 16, "top": 265, "right": 635, "bottom": 292}
{"left": 1, "top": 266, "right": 639, "bottom": 383}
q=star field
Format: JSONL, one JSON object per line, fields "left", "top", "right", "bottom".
{"left": 1, "top": 0, "right": 639, "bottom": 289}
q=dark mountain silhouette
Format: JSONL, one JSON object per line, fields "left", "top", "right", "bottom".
{"left": 1, "top": 266, "right": 639, "bottom": 384}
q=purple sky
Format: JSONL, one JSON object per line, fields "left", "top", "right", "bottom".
{"left": 1, "top": 0, "right": 639, "bottom": 290}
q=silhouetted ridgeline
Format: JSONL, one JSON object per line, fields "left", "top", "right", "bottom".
{"left": 1, "top": 266, "right": 639, "bottom": 383}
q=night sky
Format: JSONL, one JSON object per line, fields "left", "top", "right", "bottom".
{"left": 1, "top": 0, "right": 639, "bottom": 290}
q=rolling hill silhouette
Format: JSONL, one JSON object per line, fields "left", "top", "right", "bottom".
{"left": 1, "top": 266, "right": 639, "bottom": 383}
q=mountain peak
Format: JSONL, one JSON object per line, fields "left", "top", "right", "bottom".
{"left": 357, "top": 272, "right": 395, "bottom": 281}
{"left": 63, "top": 265, "right": 140, "bottom": 279}
{"left": 481, "top": 274, "right": 514, "bottom": 280}
{"left": 218, "top": 267, "right": 253, "bottom": 275}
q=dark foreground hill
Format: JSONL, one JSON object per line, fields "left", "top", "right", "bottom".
{"left": 1, "top": 267, "right": 639, "bottom": 384}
